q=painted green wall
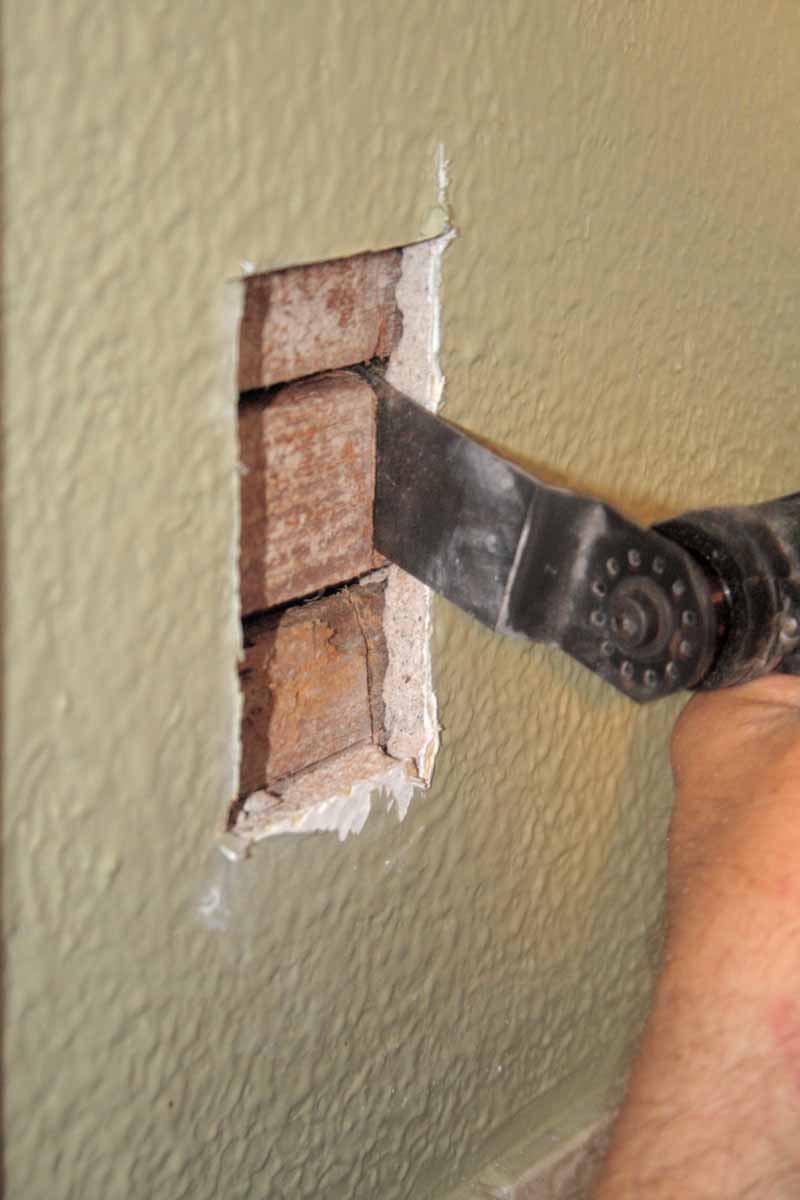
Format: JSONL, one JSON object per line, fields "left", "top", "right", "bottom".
{"left": 5, "top": 3, "right": 800, "bottom": 1197}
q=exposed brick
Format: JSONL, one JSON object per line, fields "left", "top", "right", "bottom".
{"left": 238, "top": 249, "right": 403, "bottom": 392}
{"left": 238, "top": 370, "right": 377, "bottom": 616}
{"left": 347, "top": 582, "right": 389, "bottom": 743}
{"left": 239, "top": 583, "right": 387, "bottom": 794}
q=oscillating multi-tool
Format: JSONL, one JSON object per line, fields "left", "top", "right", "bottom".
{"left": 362, "top": 368, "right": 800, "bottom": 703}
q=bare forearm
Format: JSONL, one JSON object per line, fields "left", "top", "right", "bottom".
{"left": 594, "top": 922, "right": 800, "bottom": 1196}
{"left": 593, "top": 679, "right": 800, "bottom": 1197}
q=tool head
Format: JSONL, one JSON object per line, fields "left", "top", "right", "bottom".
{"left": 365, "top": 368, "right": 717, "bottom": 702}
{"left": 363, "top": 368, "right": 800, "bottom": 702}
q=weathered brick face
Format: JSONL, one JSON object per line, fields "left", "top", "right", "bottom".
{"left": 238, "top": 371, "right": 379, "bottom": 615}
{"left": 238, "top": 249, "right": 402, "bottom": 392}
{"left": 237, "top": 251, "right": 401, "bottom": 800}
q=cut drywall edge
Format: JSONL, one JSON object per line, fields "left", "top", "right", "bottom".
{"left": 442, "top": 1115, "right": 613, "bottom": 1200}
{"left": 432, "top": 142, "right": 453, "bottom": 412}
{"left": 233, "top": 744, "right": 424, "bottom": 844}
{"left": 383, "top": 214, "right": 454, "bottom": 784}
{"left": 222, "top": 278, "right": 247, "bottom": 825}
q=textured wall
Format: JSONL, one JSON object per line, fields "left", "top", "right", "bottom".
{"left": 5, "top": 3, "right": 800, "bottom": 1198}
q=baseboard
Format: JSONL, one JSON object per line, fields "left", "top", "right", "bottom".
{"left": 443, "top": 1115, "right": 614, "bottom": 1200}
{"left": 498, "top": 1116, "right": 613, "bottom": 1199}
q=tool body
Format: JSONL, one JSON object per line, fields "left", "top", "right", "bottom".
{"left": 362, "top": 368, "right": 800, "bottom": 703}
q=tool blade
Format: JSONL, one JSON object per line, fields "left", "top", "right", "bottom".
{"left": 364, "top": 368, "right": 716, "bottom": 702}
{"left": 369, "top": 371, "right": 533, "bottom": 631}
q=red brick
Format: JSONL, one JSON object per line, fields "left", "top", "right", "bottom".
{"left": 238, "top": 250, "right": 402, "bottom": 392}
{"left": 239, "top": 583, "right": 387, "bottom": 793}
{"left": 238, "top": 370, "right": 377, "bottom": 616}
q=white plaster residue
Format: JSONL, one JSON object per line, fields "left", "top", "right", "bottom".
{"left": 233, "top": 745, "right": 423, "bottom": 844}
{"left": 196, "top": 878, "right": 232, "bottom": 932}
{"left": 432, "top": 142, "right": 453, "bottom": 412}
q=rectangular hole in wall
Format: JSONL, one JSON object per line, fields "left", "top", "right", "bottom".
{"left": 230, "top": 243, "right": 445, "bottom": 843}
